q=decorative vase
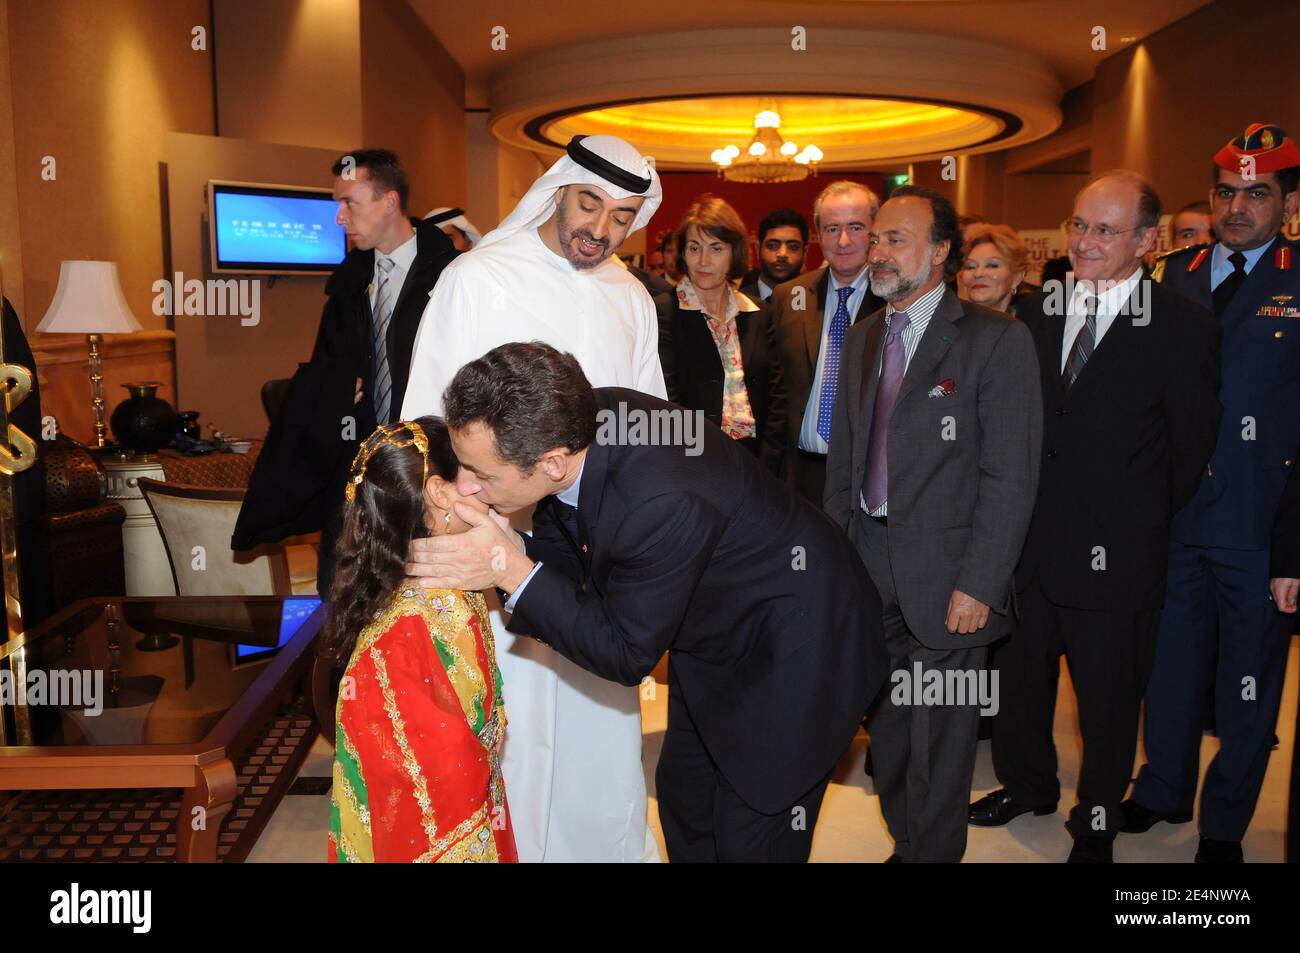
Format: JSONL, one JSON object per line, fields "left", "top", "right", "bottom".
{"left": 109, "top": 382, "right": 178, "bottom": 454}
{"left": 178, "top": 411, "right": 201, "bottom": 440}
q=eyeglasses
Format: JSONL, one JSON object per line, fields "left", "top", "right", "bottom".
{"left": 1062, "top": 217, "right": 1148, "bottom": 242}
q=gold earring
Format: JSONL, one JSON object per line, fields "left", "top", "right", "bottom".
{"left": 443, "top": 509, "right": 452, "bottom": 534}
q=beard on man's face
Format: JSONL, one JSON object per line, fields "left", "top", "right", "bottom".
{"left": 762, "top": 258, "right": 800, "bottom": 283}
{"left": 556, "top": 201, "right": 615, "bottom": 270}
{"left": 869, "top": 253, "right": 932, "bottom": 303}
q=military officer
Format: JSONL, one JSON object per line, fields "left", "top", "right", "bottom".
{"left": 1124, "top": 123, "right": 1300, "bottom": 863}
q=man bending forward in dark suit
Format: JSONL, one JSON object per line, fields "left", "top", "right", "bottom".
{"left": 406, "top": 342, "right": 890, "bottom": 862}
{"left": 825, "top": 186, "right": 1042, "bottom": 862}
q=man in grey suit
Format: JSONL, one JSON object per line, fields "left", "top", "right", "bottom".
{"left": 825, "top": 186, "right": 1042, "bottom": 862}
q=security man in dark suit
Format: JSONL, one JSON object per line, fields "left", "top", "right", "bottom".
{"left": 234, "top": 149, "right": 458, "bottom": 593}
{"left": 1124, "top": 124, "right": 1300, "bottom": 863}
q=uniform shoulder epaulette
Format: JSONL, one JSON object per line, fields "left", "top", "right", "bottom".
{"left": 1152, "top": 243, "right": 1211, "bottom": 282}
{"left": 1154, "top": 242, "right": 1210, "bottom": 262}
{"left": 1275, "top": 239, "right": 1295, "bottom": 271}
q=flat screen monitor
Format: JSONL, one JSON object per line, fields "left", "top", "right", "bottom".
{"left": 208, "top": 180, "right": 346, "bottom": 275}
{"left": 233, "top": 597, "right": 324, "bottom": 667}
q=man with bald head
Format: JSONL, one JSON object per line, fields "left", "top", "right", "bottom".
{"left": 970, "top": 170, "right": 1222, "bottom": 862}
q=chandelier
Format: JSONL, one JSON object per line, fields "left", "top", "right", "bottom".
{"left": 711, "top": 109, "right": 823, "bottom": 183}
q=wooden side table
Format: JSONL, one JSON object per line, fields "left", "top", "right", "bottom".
{"left": 0, "top": 596, "right": 326, "bottom": 862}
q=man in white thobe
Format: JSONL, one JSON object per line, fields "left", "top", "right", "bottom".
{"left": 401, "top": 135, "right": 665, "bottom": 862}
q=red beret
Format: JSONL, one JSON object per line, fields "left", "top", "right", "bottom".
{"left": 1214, "top": 123, "right": 1300, "bottom": 175}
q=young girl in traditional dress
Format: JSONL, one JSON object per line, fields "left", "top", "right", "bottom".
{"left": 322, "top": 418, "right": 516, "bottom": 862}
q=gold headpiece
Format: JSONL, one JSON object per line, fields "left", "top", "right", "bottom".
{"left": 344, "top": 421, "right": 430, "bottom": 503}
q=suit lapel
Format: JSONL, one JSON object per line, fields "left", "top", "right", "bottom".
{"left": 1186, "top": 255, "right": 1215, "bottom": 313}
{"left": 854, "top": 315, "right": 886, "bottom": 481}
{"left": 802, "top": 271, "right": 830, "bottom": 369}
{"left": 1064, "top": 278, "right": 1150, "bottom": 399}
{"left": 895, "top": 289, "right": 960, "bottom": 406}
{"left": 1042, "top": 308, "right": 1068, "bottom": 401}
{"left": 389, "top": 234, "right": 435, "bottom": 335}
{"left": 857, "top": 314, "right": 886, "bottom": 411}
{"left": 575, "top": 428, "right": 613, "bottom": 580}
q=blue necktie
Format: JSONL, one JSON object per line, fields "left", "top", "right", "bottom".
{"left": 817, "top": 286, "right": 855, "bottom": 442}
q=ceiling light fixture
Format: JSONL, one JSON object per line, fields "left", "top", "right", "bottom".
{"left": 712, "top": 106, "right": 821, "bottom": 183}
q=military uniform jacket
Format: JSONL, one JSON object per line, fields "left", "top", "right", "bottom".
{"left": 1158, "top": 236, "right": 1300, "bottom": 550}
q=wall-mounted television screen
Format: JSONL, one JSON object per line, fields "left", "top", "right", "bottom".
{"left": 208, "top": 180, "right": 346, "bottom": 275}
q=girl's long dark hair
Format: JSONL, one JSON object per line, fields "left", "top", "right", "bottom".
{"left": 320, "top": 416, "right": 460, "bottom": 663}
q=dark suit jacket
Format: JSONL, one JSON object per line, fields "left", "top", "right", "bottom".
{"left": 825, "top": 287, "right": 1042, "bottom": 649}
{"left": 768, "top": 267, "right": 882, "bottom": 459}
{"left": 628, "top": 263, "right": 673, "bottom": 299}
{"left": 1015, "top": 279, "right": 1222, "bottom": 610}
{"left": 654, "top": 288, "right": 786, "bottom": 473}
{"left": 1159, "top": 236, "right": 1300, "bottom": 551}
{"left": 739, "top": 270, "right": 781, "bottom": 303}
{"left": 1272, "top": 459, "right": 1300, "bottom": 580}
{"left": 233, "top": 218, "right": 457, "bottom": 560}
{"left": 508, "top": 387, "right": 889, "bottom": 814}
{"left": 311, "top": 216, "right": 457, "bottom": 425}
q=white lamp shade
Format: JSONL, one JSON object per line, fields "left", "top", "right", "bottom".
{"left": 36, "top": 261, "right": 143, "bottom": 334}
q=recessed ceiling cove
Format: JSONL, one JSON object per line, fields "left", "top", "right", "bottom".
{"left": 489, "top": 28, "right": 1064, "bottom": 170}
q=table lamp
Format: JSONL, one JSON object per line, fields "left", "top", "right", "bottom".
{"left": 36, "top": 261, "right": 143, "bottom": 448}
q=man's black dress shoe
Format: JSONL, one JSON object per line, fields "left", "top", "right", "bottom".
{"left": 968, "top": 788, "right": 1056, "bottom": 826}
{"left": 1118, "top": 799, "right": 1192, "bottom": 833}
{"left": 1194, "top": 837, "right": 1243, "bottom": 863}
{"left": 1068, "top": 835, "right": 1113, "bottom": 863}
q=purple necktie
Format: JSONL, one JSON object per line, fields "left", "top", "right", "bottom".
{"left": 863, "top": 310, "right": 911, "bottom": 512}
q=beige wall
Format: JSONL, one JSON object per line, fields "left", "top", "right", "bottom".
{"left": 910, "top": 82, "right": 1091, "bottom": 231}
{"left": 0, "top": 0, "right": 23, "bottom": 318}
{"left": 1, "top": 1, "right": 467, "bottom": 443}
{"left": 6, "top": 0, "right": 214, "bottom": 335}
{"left": 165, "top": 132, "right": 349, "bottom": 439}
{"left": 497, "top": 142, "right": 548, "bottom": 223}
{"left": 215, "top": 0, "right": 467, "bottom": 216}
{"left": 214, "top": 0, "right": 363, "bottom": 150}
{"left": 359, "top": 0, "right": 465, "bottom": 216}
{"left": 4, "top": 0, "right": 213, "bottom": 440}
{"left": 1092, "top": 1, "right": 1300, "bottom": 213}
{"left": 464, "top": 111, "right": 499, "bottom": 234}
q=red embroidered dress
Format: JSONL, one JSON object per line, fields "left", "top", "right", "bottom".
{"left": 329, "top": 585, "right": 516, "bottom": 862}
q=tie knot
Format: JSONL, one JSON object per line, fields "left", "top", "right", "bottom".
{"left": 1081, "top": 294, "right": 1097, "bottom": 317}
{"left": 837, "top": 286, "right": 854, "bottom": 304}
{"left": 1228, "top": 251, "right": 1247, "bottom": 271}
{"left": 376, "top": 256, "right": 395, "bottom": 274}
{"left": 890, "top": 309, "right": 911, "bottom": 331}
